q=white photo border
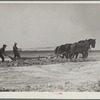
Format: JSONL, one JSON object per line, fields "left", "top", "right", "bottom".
{"left": 0, "top": 1, "right": 100, "bottom": 99}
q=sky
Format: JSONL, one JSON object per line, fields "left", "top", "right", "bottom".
{"left": 0, "top": 3, "right": 100, "bottom": 50}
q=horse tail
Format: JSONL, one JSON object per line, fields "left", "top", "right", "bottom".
{"left": 55, "top": 46, "right": 59, "bottom": 54}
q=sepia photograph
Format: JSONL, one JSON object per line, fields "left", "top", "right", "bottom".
{"left": 0, "top": 1, "right": 100, "bottom": 94}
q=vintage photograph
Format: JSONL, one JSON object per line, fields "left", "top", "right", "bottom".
{"left": 0, "top": 2, "right": 100, "bottom": 92}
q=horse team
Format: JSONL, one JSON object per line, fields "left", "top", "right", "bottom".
{"left": 0, "top": 39, "right": 96, "bottom": 62}
{"left": 55, "top": 39, "right": 96, "bottom": 60}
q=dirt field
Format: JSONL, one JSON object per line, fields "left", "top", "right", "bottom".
{"left": 0, "top": 57, "right": 100, "bottom": 92}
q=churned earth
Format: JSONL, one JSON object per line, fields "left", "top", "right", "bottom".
{"left": 0, "top": 55, "right": 100, "bottom": 92}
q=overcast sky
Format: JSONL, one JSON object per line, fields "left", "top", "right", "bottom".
{"left": 0, "top": 3, "right": 100, "bottom": 50}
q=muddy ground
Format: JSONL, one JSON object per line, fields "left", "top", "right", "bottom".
{"left": 0, "top": 56, "right": 100, "bottom": 92}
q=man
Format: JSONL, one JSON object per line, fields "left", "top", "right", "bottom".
{"left": 13, "top": 42, "right": 21, "bottom": 58}
{"left": 0, "top": 44, "right": 7, "bottom": 62}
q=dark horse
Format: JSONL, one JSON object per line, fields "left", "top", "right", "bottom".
{"left": 55, "top": 45, "right": 66, "bottom": 59}
{"left": 55, "top": 46, "right": 61, "bottom": 58}
{"left": 55, "top": 44, "right": 71, "bottom": 59}
{"left": 69, "top": 39, "right": 96, "bottom": 59}
{"left": 55, "top": 43, "right": 83, "bottom": 59}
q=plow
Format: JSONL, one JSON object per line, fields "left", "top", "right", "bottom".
{"left": 7, "top": 55, "right": 55, "bottom": 61}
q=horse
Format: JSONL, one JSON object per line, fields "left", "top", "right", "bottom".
{"left": 55, "top": 43, "right": 83, "bottom": 59}
{"left": 71, "top": 40, "right": 88, "bottom": 59}
{"left": 55, "top": 45, "right": 66, "bottom": 59}
{"left": 69, "top": 39, "right": 96, "bottom": 59}
{"left": 55, "top": 46, "right": 60, "bottom": 58}
{"left": 55, "top": 44, "right": 72, "bottom": 59}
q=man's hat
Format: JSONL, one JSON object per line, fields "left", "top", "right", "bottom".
{"left": 14, "top": 42, "right": 17, "bottom": 45}
{"left": 3, "top": 44, "right": 7, "bottom": 47}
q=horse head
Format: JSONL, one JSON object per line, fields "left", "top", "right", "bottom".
{"left": 88, "top": 39, "right": 96, "bottom": 48}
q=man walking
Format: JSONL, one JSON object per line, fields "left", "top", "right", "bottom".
{"left": 13, "top": 42, "right": 21, "bottom": 58}
{"left": 0, "top": 44, "right": 7, "bottom": 62}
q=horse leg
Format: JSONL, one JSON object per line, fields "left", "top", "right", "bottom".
{"left": 61, "top": 54, "right": 64, "bottom": 60}
{"left": 85, "top": 52, "right": 88, "bottom": 58}
{"left": 69, "top": 53, "right": 72, "bottom": 59}
{"left": 69, "top": 53, "right": 74, "bottom": 61}
{"left": 82, "top": 52, "right": 88, "bottom": 59}
{"left": 57, "top": 54, "right": 58, "bottom": 58}
{"left": 63, "top": 53, "right": 66, "bottom": 59}
{"left": 64, "top": 53, "right": 69, "bottom": 61}
{"left": 56, "top": 54, "right": 59, "bottom": 58}
{"left": 71, "top": 52, "right": 77, "bottom": 61}
{"left": 82, "top": 52, "right": 86, "bottom": 61}
{"left": 81, "top": 52, "right": 84, "bottom": 58}
{"left": 74, "top": 52, "right": 78, "bottom": 59}
{"left": 72, "top": 53, "right": 75, "bottom": 58}
{"left": 62, "top": 52, "right": 68, "bottom": 60}
{"left": 72, "top": 53, "right": 78, "bottom": 62}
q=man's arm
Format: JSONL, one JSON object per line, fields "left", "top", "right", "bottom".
{"left": 3, "top": 50, "right": 7, "bottom": 56}
{"left": 1, "top": 48, "right": 7, "bottom": 56}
